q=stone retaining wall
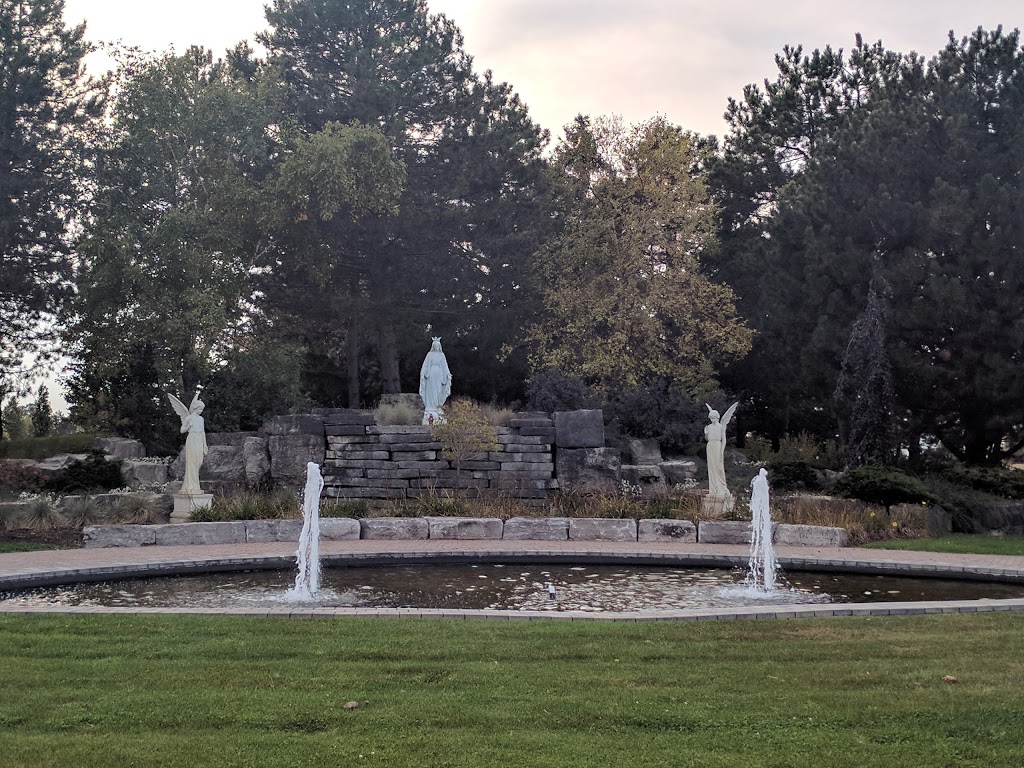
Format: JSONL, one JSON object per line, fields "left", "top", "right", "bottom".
{"left": 320, "top": 411, "right": 557, "bottom": 501}
{"left": 82, "top": 518, "right": 847, "bottom": 548}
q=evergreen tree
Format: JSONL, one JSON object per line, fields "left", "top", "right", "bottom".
{"left": 30, "top": 385, "right": 52, "bottom": 437}
{"left": 259, "top": 0, "right": 548, "bottom": 405}
{"left": 833, "top": 283, "right": 897, "bottom": 467}
{"left": 2, "top": 398, "right": 25, "bottom": 439}
{"left": 0, "top": 0, "right": 103, "bottom": 375}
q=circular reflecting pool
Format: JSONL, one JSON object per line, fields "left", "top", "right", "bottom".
{"left": 4, "top": 564, "right": 1024, "bottom": 612}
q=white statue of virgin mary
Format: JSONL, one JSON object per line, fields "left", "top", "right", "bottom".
{"left": 419, "top": 337, "right": 452, "bottom": 425}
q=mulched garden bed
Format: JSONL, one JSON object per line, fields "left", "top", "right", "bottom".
{"left": 0, "top": 528, "right": 83, "bottom": 549}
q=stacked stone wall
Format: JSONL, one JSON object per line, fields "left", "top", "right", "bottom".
{"left": 322, "top": 412, "right": 557, "bottom": 501}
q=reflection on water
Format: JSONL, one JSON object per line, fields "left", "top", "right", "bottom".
{"left": 3, "top": 564, "right": 1023, "bottom": 612}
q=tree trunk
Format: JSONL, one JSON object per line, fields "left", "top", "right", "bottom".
{"left": 378, "top": 321, "right": 401, "bottom": 394}
{"left": 347, "top": 330, "right": 360, "bottom": 408}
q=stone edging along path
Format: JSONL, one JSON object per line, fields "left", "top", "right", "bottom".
{"left": 3, "top": 538, "right": 1024, "bottom": 622}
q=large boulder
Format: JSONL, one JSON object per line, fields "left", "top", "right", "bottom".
{"left": 553, "top": 410, "right": 604, "bottom": 448}
{"left": 623, "top": 438, "right": 662, "bottom": 465}
{"left": 269, "top": 434, "right": 326, "bottom": 487}
{"left": 121, "top": 460, "right": 168, "bottom": 489}
{"left": 33, "top": 453, "right": 91, "bottom": 478}
{"left": 93, "top": 437, "right": 146, "bottom": 460}
{"left": 262, "top": 414, "right": 325, "bottom": 436}
{"left": 660, "top": 460, "right": 699, "bottom": 486}
{"left": 555, "top": 447, "right": 621, "bottom": 494}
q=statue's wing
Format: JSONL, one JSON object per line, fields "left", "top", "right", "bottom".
{"left": 167, "top": 393, "right": 189, "bottom": 419}
{"left": 722, "top": 401, "right": 739, "bottom": 426}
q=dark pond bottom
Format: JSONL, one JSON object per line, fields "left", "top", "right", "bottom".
{"left": 4, "top": 564, "right": 1024, "bottom": 612}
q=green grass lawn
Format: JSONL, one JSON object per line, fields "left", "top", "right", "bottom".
{"left": 0, "top": 541, "right": 59, "bottom": 553}
{"left": 1, "top": 613, "right": 1022, "bottom": 767}
{"left": 863, "top": 534, "right": 1024, "bottom": 556}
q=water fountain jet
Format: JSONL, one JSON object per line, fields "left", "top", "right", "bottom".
{"left": 287, "top": 462, "right": 324, "bottom": 600}
{"left": 747, "top": 468, "right": 778, "bottom": 592}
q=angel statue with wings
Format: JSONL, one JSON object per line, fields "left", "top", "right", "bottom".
{"left": 168, "top": 390, "right": 209, "bottom": 494}
{"left": 704, "top": 401, "right": 738, "bottom": 499}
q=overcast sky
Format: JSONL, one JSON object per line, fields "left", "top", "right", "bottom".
{"left": 63, "top": 0, "right": 1024, "bottom": 140}
{"left": 31, "top": 1, "right": 1024, "bottom": 409}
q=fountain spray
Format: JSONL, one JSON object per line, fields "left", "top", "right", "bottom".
{"left": 747, "top": 468, "right": 778, "bottom": 591}
{"left": 289, "top": 462, "right": 324, "bottom": 600}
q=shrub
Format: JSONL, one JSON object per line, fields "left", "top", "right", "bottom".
{"left": 773, "top": 495, "right": 927, "bottom": 544}
{"left": 109, "top": 495, "right": 168, "bottom": 525}
{"left": 44, "top": 452, "right": 123, "bottom": 494}
{"left": 410, "top": 492, "right": 468, "bottom": 517}
{"left": 60, "top": 496, "right": 108, "bottom": 528}
{"left": 374, "top": 401, "right": 421, "bottom": 426}
{"left": 321, "top": 499, "right": 370, "bottom": 518}
{"left": 209, "top": 489, "right": 300, "bottom": 521}
{"left": 604, "top": 380, "right": 704, "bottom": 453}
{"left": 919, "top": 475, "right": 1007, "bottom": 533}
{"left": 936, "top": 465, "right": 1024, "bottom": 500}
{"left": 431, "top": 399, "right": 499, "bottom": 494}
{"left": 0, "top": 460, "right": 45, "bottom": 495}
{"left": 0, "top": 433, "right": 101, "bottom": 460}
{"left": 525, "top": 368, "right": 596, "bottom": 413}
{"left": 766, "top": 461, "right": 821, "bottom": 492}
{"left": 19, "top": 497, "right": 68, "bottom": 530}
{"left": 833, "top": 467, "right": 934, "bottom": 513}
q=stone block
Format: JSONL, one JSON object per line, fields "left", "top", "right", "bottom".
{"left": 320, "top": 409, "right": 375, "bottom": 426}
{"left": 496, "top": 443, "right": 552, "bottom": 454}
{"left": 555, "top": 447, "right": 621, "bottom": 494}
{"left": 497, "top": 434, "right": 551, "bottom": 446}
{"left": 82, "top": 524, "right": 157, "bottom": 548}
{"left": 458, "top": 460, "right": 501, "bottom": 471}
{"left": 497, "top": 452, "right": 554, "bottom": 463}
{"left": 508, "top": 416, "right": 553, "bottom": 429}
{"left": 242, "top": 436, "right": 271, "bottom": 487}
{"left": 503, "top": 517, "right": 570, "bottom": 541}
{"left": 207, "top": 432, "right": 261, "bottom": 446}
{"left": 388, "top": 450, "right": 437, "bottom": 461}
{"left": 269, "top": 435, "right": 326, "bottom": 486}
{"left": 517, "top": 427, "right": 556, "bottom": 439}
{"left": 698, "top": 520, "right": 755, "bottom": 545}
{"left": 325, "top": 425, "right": 370, "bottom": 436}
{"left": 621, "top": 464, "right": 665, "bottom": 487}
{"left": 327, "top": 435, "right": 377, "bottom": 447}
{"left": 553, "top": 410, "right": 604, "bottom": 448}
{"left": 244, "top": 519, "right": 304, "bottom": 543}
{"left": 153, "top": 521, "right": 247, "bottom": 546}
{"left": 262, "top": 414, "right": 325, "bottom": 436}
{"left": 569, "top": 518, "right": 637, "bottom": 542}
{"left": 490, "top": 478, "right": 553, "bottom": 491}
{"left": 774, "top": 523, "right": 849, "bottom": 548}
{"left": 360, "top": 517, "right": 428, "bottom": 540}
{"left": 624, "top": 438, "right": 662, "bottom": 465}
{"left": 368, "top": 426, "right": 433, "bottom": 436}
{"left": 426, "top": 516, "right": 503, "bottom": 540}
{"left": 638, "top": 519, "right": 697, "bottom": 543}
{"left": 396, "top": 460, "right": 450, "bottom": 471}
{"left": 327, "top": 477, "right": 409, "bottom": 489}
{"left": 661, "top": 460, "right": 699, "bottom": 486}
{"left": 93, "top": 437, "right": 146, "bottom": 460}
{"left": 327, "top": 450, "right": 390, "bottom": 461}
{"left": 385, "top": 441, "right": 442, "bottom": 451}
{"left": 121, "top": 460, "right": 168, "bottom": 489}
{"left": 34, "top": 453, "right": 89, "bottom": 477}
{"left": 325, "top": 459, "right": 393, "bottom": 471}
{"left": 365, "top": 468, "right": 421, "bottom": 479}
{"left": 496, "top": 464, "right": 555, "bottom": 477}
{"left": 319, "top": 518, "right": 360, "bottom": 540}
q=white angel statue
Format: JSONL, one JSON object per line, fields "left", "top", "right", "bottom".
{"left": 168, "top": 390, "right": 209, "bottom": 493}
{"left": 704, "top": 401, "right": 738, "bottom": 498}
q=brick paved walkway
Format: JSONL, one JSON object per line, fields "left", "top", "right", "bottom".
{"left": 3, "top": 540, "right": 1024, "bottom": 621}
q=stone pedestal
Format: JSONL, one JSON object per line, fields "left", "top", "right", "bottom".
{"left": 171, "top": 492, "right": 213, "bottom": 522}
{"left": 700, "top": 492, "right": 735, "bottom": 519}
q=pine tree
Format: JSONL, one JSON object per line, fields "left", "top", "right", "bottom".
{"left": 0, "top": 0, "right": 103, "bottom": 374}
{"left": 30, "top": 385, "right": 52, "bottom": 437}
{"left": 833, "top": 283, "right": 897, "bottom": 467}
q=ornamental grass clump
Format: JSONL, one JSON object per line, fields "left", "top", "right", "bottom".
{"left": 109, "top": 494, "right": 168, "bottom": 525}
{"left": 60, "top": 496, "right": 107, "bottom": 528}
{"left": 18, "top": 497, "right": 67, "bottom": 530}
